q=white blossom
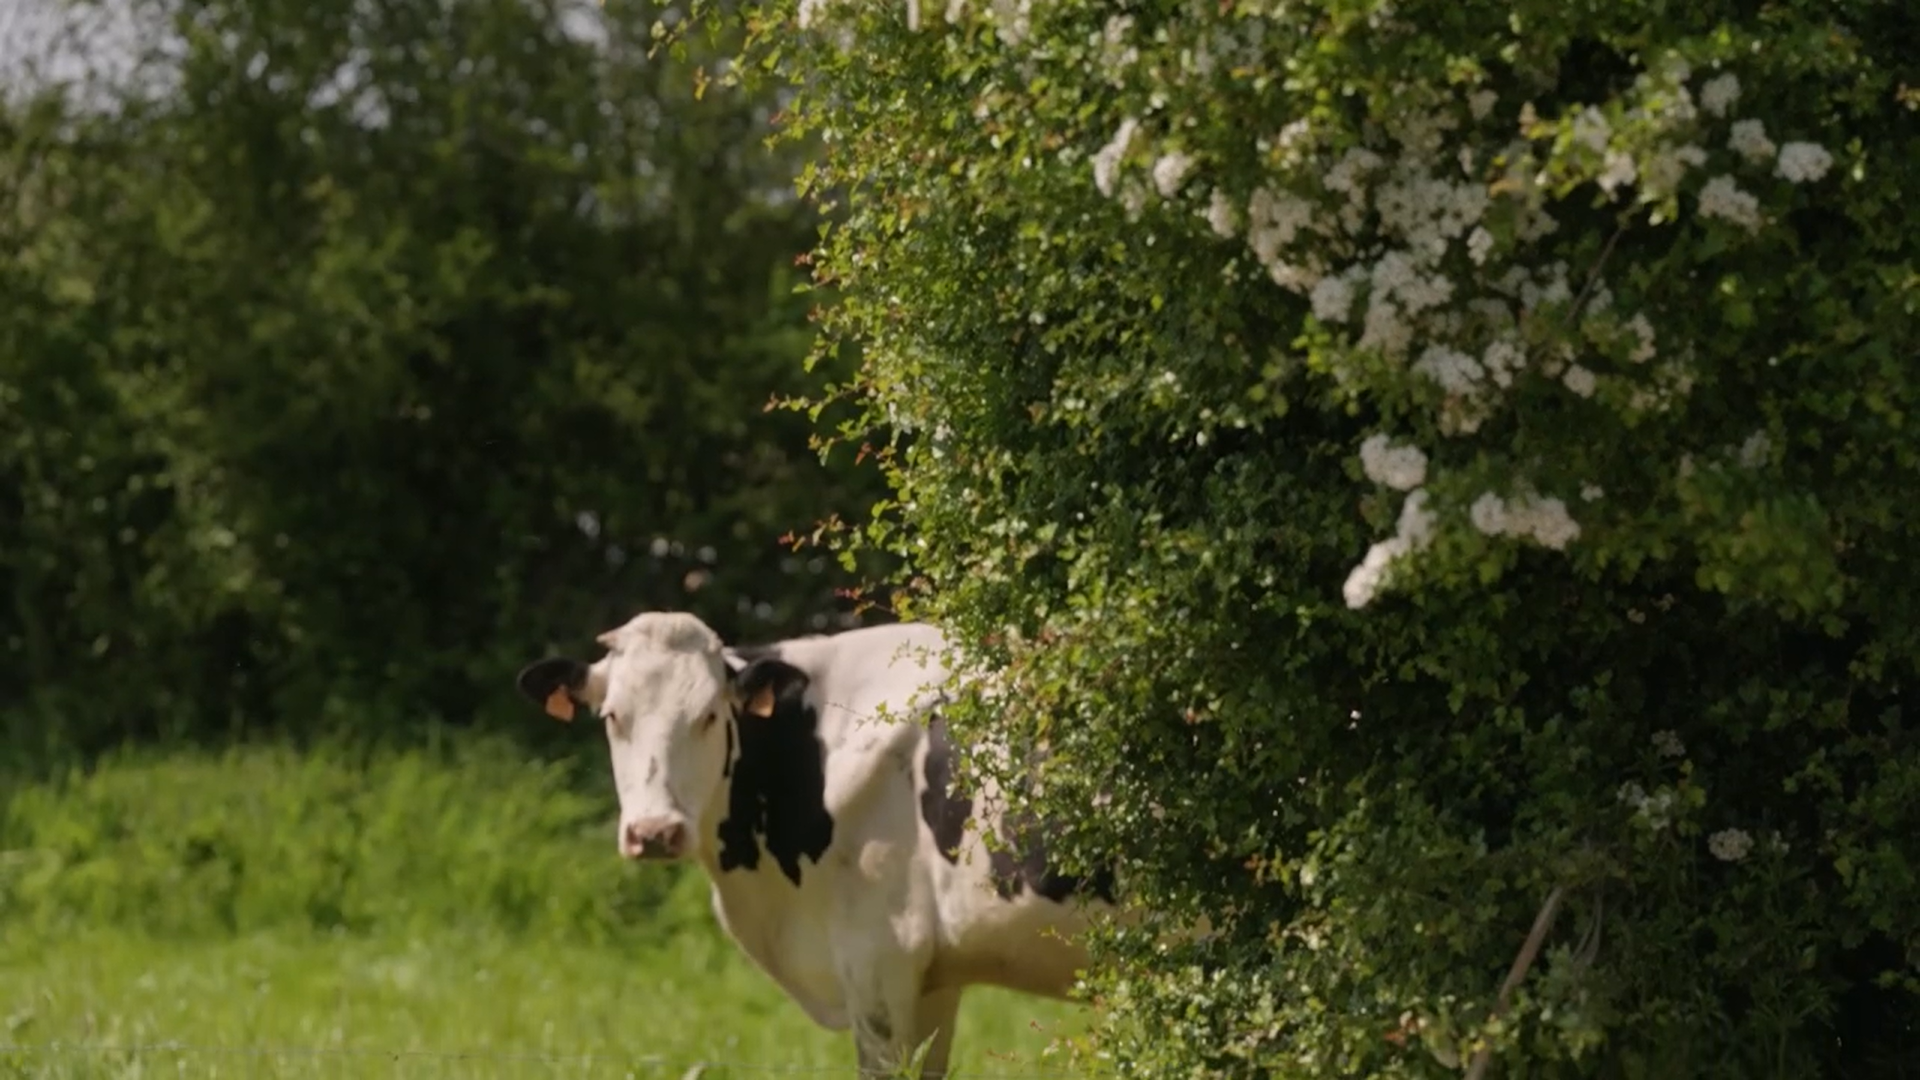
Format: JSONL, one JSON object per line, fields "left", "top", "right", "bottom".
{"left": 991, "top": 0, "right": 1030, "bottom": 46}
{"left": 1342, "top": 490, "right": 1434, "bottom": 609}
{"left": 1562, "top": 364, "right": 1597, "bottom": 398}
{"left": 1700, "top": 73, "right": 1741, "bottom": 117}
{"left": 1581, "top": 483, "right": 1605, "bottom": 501}
{"left": 1152, "top": 152, "right": 1195, "bottom": 198}
{"left": 1738, "top": 429, "right": 1772, "bottom": 468}
{"left": 1776, "top": 141, "right": 1834, "bottom": 184}
{"left": 1466, "top": 226, "right": 1494, "bottom": 265}
{"left": 1482, "top": 338, "right": 1524, "bottom": 388}
{"left": 1652, "top": 729, "right": 1686, "bottom": 757}
{"left": 797, "top": 0, "right": 833, "bottom": 28}
{"left": 1359, "top": 433, "right": 1428, "bottom": 491}
{"left": 1310, "top": 272, "right": 1356, "bottom": 323}
{"left": 1468, "top": 491, "right": 1581, "bottom": 549}
{"left": 1246, "top": 186, "right": 1315, "bottom": 265}
{"left": 1272, "top": 118, "right": 1313, "bottom": 165}
{"left": 1641, "top": 144, "right": 1707, "bottom": 197}
{"left": 1627, "top": 313, "right": 1657, "bottom": 363}
{"left": 1708, "top": 828, "right": 1754, "bottom": 862}
{"left": 1091, "top": 117, "right": 1140, "bottom": 197}
{"left": 1268, "top": 260, "right": 1317, "bottom": 292}
{"left": 1728, "top": 118, "right": 1776, "bottom": 163}
{"left": 1323, "top": 147, "right": 1383, "bottom": 198}
{"left": 1359, "top": 296, "right": 1412, "bottom": 357}
{"left": 1098, "top": 14, "right": 1139, "bottom": 77}
{"left": 1598, "top": 149, "right": 1637, "bottom": 195}
{"left": 1205, "top": 187, "right": 1238, "bottom": 238}
{"left": 1413, "top": 344, "right": 1482, "bottom": 395}
{"left": 1469, "top": 89, "right": 1498, "bottom": 121}
{"left": 1697, "top": 174, "right": 1762, "bottom": 231}
{"left": 1571, "top": 106, "right": 1611, "bottom": 153}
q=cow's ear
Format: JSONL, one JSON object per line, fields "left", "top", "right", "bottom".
{"left": 734, "top": 658, "right": 810, "bottom": 719}
{"left": 517, "top": 657, "right": 590, "bottom": 722}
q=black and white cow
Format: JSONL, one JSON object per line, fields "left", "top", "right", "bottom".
{"left": 515, "top": 611, "right": 1111, "bottom": 1079}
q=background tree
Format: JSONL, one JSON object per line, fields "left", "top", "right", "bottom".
{"left": 693, "top": 0, "right": 1920, "bottom": 1075}
{"left": 0, "top": 0, "right": 883, "bottom": 762}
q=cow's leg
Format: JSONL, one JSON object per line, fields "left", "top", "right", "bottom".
{"left": 845, "top": 962, "right": 921, "bottom": 1079}
{"left": 911, "top": 988, "right": 962, "bottom": 1080}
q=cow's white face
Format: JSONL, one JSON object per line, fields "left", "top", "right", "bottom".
{"left": 517, "top": 612, "right": 737, "bottom": 862}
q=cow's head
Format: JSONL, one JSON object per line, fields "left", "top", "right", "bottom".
{"left": 515, "top": 611, "right": 809, "bottom": 862}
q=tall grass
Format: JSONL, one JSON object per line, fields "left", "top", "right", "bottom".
{"left": 0, "top": 736, "right": 709, "bottom": 943}
{"left": 0, "top": 739, "right": 1095, "bottom": 1078}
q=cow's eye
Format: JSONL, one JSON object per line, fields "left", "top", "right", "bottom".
{"left": 697, "top": 711, "right": 719, "bottom": 732}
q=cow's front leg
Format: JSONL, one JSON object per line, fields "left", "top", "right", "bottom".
{"left": 841, "top": 957, "right": 923, "bottom": 1079}
{"left": 911, "top": 988, "right": 962, "bottom": 1080}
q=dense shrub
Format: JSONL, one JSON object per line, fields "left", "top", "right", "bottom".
{"left": 682, "top": 0, "right": 1920, "bottom": 1075}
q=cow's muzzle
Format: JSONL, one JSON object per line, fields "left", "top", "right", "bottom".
{"left": 620, "top": 815, "right": 688, "bottom": 860}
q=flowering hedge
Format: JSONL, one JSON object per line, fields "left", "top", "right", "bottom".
{"left": 679, "top": 0, "right": 1920, "bottom": 1074}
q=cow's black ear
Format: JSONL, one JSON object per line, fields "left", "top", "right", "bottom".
{"left": 735, "top": 657, "right": 810, "bottom": 719}
{"left": 517, "top": 657, "right": 588, "bottom": 722}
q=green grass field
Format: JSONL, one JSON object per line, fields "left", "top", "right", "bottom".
{"left": 0, "top": 742, "right": 1093, "bottom": 1080}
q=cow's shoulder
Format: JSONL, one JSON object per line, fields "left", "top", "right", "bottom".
{"left": 718, "top": 655, "right": 836, "bottom": 887}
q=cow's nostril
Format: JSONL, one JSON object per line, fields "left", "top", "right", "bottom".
{"left": 620, "top": 817, "right": 688, "bottom": 859}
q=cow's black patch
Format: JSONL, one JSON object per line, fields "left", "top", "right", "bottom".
{"left": 717, "top": 657, "right": 835, "bottom": 887}
{"left": 918, "top": 714, "right": 972, "bottom": 864}
{"left": 986, "top": 808, "right": 1117, "bottom": 905}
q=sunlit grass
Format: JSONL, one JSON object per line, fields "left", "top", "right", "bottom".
{"left": 0, "top": 744, "right": 1092, "bottom": 1080}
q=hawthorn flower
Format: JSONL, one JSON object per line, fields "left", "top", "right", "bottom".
{"left": 1729, "top": 119, "right": 1776, "bottom": 163}
{"left": 1627, "top": 313, "right": 1657, "bottom": 363}
{"left": 1091, "top": 117, "right": 1140, "bottom": 197}
{"left": 1342, "top": 490, "right": 1434, "bottom": 608}
{"left": 1562, "top": 364, "right": 1597, "bottom": 398}
{"left": 1310, "top": 272, "right": 1356, "bottom": 323}
{"left": 1698, "top": 175, "right": 1762, "bottom": 231}
{"left": 1700, "top": 72, "right": 1741, "bottom": 117}
{"left": 1776, "top": 141, "right": 1834, "bottom": 184}
{"left": 1469, "top": 491, "right": 1581, "bottom": 549}
{"left": 1205, "top": 188, "right": 1238, "bottom": 238}
{"left": 1153, "top": 152, "right": 1195, "bottom": 198}
{"left": 1708, "top": 828, "right": 1754, "bottom": 862}
{"left": 1466, "top": 226, "right": 1494, "bottom": 265}
{"left": 1359, "top": 433, "right": 1428, "bottom": 491}
{"left": 1652, "top": 730, "right": 1685, "bottom": 757}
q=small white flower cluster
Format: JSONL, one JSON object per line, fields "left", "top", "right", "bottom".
{"left": 1342, "top": 490, "right": 1434, "bottom": 609}
{"left": 1652, "top": 729, "right": 1686, "bottom": 757}
{"left": 1776, "top": 141, "right": 1834, "bottom": 184}
{"left": 1359, "top": 433, "right": 1428, "bottom": 490}
{"left": 1698, "top": 175, "right": 1763, "bottom": 232}
{"left": 1618, "top": 781, "right": 1677, "bottom": 832}
{"left": 1468, "top": 490, "right": 1582, "bottom": 549}
{"left": 1091, "top": 116, "right": 1140, "bottom": 198}
{"left": 1708, "top": 828, "right": 1754, "bottom": 862}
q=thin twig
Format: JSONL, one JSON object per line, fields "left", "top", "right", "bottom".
{"left": 1462, "top": 884, "right": 1566, "bottom": 1080}
{"left": 1565, "top": 221, "right": 1628, "bottom": 327}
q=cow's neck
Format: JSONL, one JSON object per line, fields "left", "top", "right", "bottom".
{"left": 697, "top": 692, "right": 836, "bottom": 890}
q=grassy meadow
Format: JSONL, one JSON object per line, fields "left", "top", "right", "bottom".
{"left": 0, "top": 741, "right": 1092, "bottom": 1079}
